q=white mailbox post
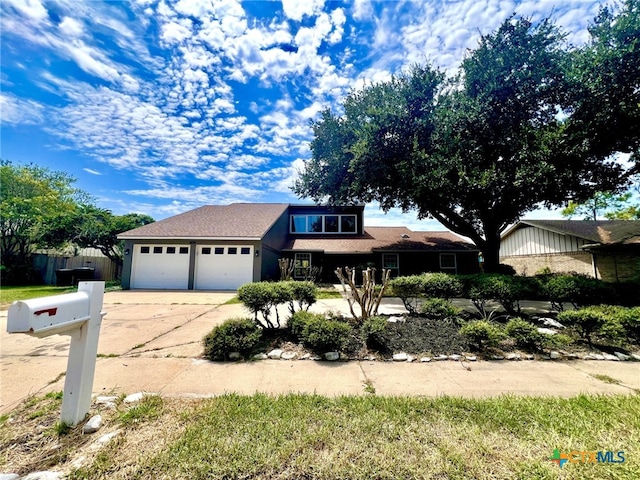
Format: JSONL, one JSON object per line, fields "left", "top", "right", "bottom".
{"left": 7, "top": 281, "right": 105, "bottom": 426}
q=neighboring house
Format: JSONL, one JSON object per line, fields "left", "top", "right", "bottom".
{"left": 118, "top": 203, "right": 480, "bottom": 290}
{"left": 500, "top": 220, "right": 640, "bottom": 282}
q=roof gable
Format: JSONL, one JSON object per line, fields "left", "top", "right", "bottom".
{"left": 503, "top": 220, "right": 640, "bottom": 245}
{"left": 118, "top": 203, "right": 289, "bottom": 240}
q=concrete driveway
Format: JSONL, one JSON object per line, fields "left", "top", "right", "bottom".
{"left": 1, "top": 290, "right": 639, "bottom": 415}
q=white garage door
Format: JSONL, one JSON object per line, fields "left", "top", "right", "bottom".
{"left": 195, "top": 245, "right": 254, "bottom": 290}
{"left": 131, "top": 245, "right": 190, "bottom": 289}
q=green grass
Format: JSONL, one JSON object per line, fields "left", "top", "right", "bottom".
{"left": 70, "top": 393, "right": 640, "bottom": 480}
{"left": 0, "top": 285, "right": 76, "bottom": 306}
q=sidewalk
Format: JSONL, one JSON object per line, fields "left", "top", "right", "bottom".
{"left": 1, "top": 291, "right": 639, "bottom": 415}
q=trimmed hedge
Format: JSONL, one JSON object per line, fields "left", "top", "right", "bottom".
{"left": 203, "top": 317, "right": 262, "bottom": 360}
{"left": 300, "top": 316, "right": 353, "bottom": 353}
{"left": 460, "top": 320, "right": 506, "bottom": 351}
{"left": 419, "top": 298, "right": 461, "bottom": 320}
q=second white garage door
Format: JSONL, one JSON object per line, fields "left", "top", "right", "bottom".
{"left": 195, "top": 245, "right": 254, "bottom": 290}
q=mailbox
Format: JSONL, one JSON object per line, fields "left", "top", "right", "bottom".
{"left": 8, "top": 292, "right": 91, "bottom": 338}
{"left": 7, "top": 282, "right": 105, "bottom": 426}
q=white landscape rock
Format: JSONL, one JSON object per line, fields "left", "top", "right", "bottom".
{"left": 252, "top": 353, "right": 268, "bottom": 360}
{"left": 541, "top": 318, "right": 565, "bottom": 329}
{"left": 123, "top": 392, "right": 146, "bottom": 404}
{"left": 228, "top": 352, "right": 242, "bottom": 360}
{"left": 21, "top": 473, "right": 63, "bottom": 480}
{"left": 433, "top": 355, "right": 448, "bottom": 361}
{"left": 83, "top": 414, "right": 102, "bottom": 434}
{"left": 387, "top": 316, "right": 405, "bottom": 323}
{"left": 537, "top": 327, "right": 557, "bottom": 335}
{"left": 420, "top": 357, "right": 432, "bottom": 363}
{"left": 448, "top": 354, "right": 463, "bottom": 361}
{"left": 631, "top": 353, "right": 640, "bottom": 361}
{"left": 464, "top": 356, "right": 477, "bottom": 362}
{"left": 0, "top": 474, "right": 20, "bottom": 480}
{"left": 602, "top": 353, "right": 620, "bottom": 361}
{"left": 506, "top": 353, "right": 521, "bottom": 361}
{"left": 281, "top": 351, "right": 297, "bottom": 360}
{"left": 97, "top": 430, "right": 121, "bottom": 444}
{"left": 324, "top": 352, "right": 340, "bottom": 361}
{"left": 614, "top": 352, "right": 630, "bottom": 361}
{"left": 267, "top": 349, "right": 283, "bottom": 360}
{"left": 549, "top": 351, "right": 562, "bottom": 360}
{"left": 393, "top": 353, "right": 408, "bottom": 362}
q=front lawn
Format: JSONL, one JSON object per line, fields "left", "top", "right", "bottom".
{"left": 2, "top": 392, "right": 638, "bottom": 479}
{"left": 0, "top": 285, "right": 76, "bottom": 308}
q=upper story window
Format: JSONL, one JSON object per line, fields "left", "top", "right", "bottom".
{"left": 290, "top": 214, "right": 357, "bottom": 234}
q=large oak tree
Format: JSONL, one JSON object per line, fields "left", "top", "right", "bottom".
{"left": 294, "top": 11, "right": 635, "bottom": 272}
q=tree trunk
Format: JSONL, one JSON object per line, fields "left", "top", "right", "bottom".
{"left": 480, "top": 232, "right": 502, "bottom": 273}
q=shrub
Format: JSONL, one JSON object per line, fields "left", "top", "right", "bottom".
{"left": 422, "top": 273, "right": 463, "bottom": 299}
{"left": 238, "top": 282, "right": 277, "bottom": 327}
{"left": 287, "top": 310, "right": 324, "bottom": 340}
{"left": 542, "top": 333, "right": 575, "bottom": 350}
{"left": 557, "top": 308, "right": 607, "bottom": 345}
{"left": 361, "top": 315, "right": 388, "bottom": 351}
{"left": 203, "top": 317, "right": 262, "bottom": 361}
{"left": 288, "top": 281, "right": 318, "bottom": 312}
{"left": 543, "top": 274, "right": 617, "bottom": 311}
{"left": 505, "top": 318, "right": 544, "bottom": 351}
{"left": 466, "top": 274, "right": 531, "bottom": 317}
{"left": 390, "top": 275, "right": 426, "bottom": 314}
{"left": 300, "top": 316, "right": 353, "bottom": 353}
{"left": 419, "top": 298, "right": 461, "bottom": 320}
{"left": 460, "top": 321, "right": 506, "bottom": 351}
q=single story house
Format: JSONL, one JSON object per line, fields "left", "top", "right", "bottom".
{"left": 118, "top": 203, "right": 480, "bottom": 290}
{"left": 500, "top": 219, "right": 640, "bottom": 282}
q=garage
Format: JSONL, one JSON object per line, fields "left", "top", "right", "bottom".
{"left": 131, "top": 244, "right": 190, "bottom": 289}
{"left": 195, "top": 245, "right": 254, "bottom": 290}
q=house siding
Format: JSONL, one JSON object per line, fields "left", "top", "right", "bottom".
{"left": 500, "top": 225, "right": 588, "bottom": 256}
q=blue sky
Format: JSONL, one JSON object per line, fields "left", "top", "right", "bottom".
{"left": 1, "top": 0, "right": 613, "bottom": 229}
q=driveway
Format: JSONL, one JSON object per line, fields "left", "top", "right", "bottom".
{"left": 1, "top": 290, "right": 638, "bottom": 415}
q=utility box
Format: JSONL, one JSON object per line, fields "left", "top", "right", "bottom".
{"left": 8, "top": 292, "right": 92, "bottom": 338}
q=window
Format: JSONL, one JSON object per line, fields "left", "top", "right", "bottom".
{"left": 382, "top": 254, "right": 399, "bottom": 277}
{"left": 440, "top": 253, "right": 457, "bottom": 273}
{"left": 153, "top": 246, "right": 163, "bottom": 254}
{"left": 289, "top": 214, "right": 357, "bottom": 234}
{"left": 179, "top": 247, "right": 189, "bottom": 254}
{"left": 140, "top": 246, "right": 150, "bottom": 254}
{"left": 214, "top": 247, "right": 224, "bottom": 254}
{"left": 241, "top": 247, "right": 251, "bottom": 255}
{"left": 341, "top": 215, "right": 356, "bottom": 233}
{"left": 308, "top": 215, "right": 323, "bottom": 232}
{"left": 202, "top": 247, "right": 211, "bottom": 255}
{"left": 325, "top": 215, "right": 339, "bottom": 232}
{"left": 228, "top": 247, "right": 237, "bottom": 254}
{"left": 291, "top": 216, "right": 306, "bottom": 233}
{"left": 166, "top": 247, "right": 176, "bottom": 254}
{"left": 294, "top": 253, "right": 311, "bottom": 279}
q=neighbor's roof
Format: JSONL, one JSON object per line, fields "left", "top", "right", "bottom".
{"left": 284, "top": 227, "right": 478, "bottom": 253}
{"left": 502, "top": 220, "right": 640, "bottom": 246}
{"left": 118, "top": 203, "right": 289, "bottom": 240}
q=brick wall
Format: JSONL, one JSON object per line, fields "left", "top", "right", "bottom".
{"left": 501, "top": 252, "right": 594, "bottom": 277}
{"left": 502, "top": 251, "right": 640, "bottom": 282}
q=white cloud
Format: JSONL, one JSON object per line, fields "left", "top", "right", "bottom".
{"left": 58, "top": 17, "right": 84, "bottom": 37}
{"left": 0, "top": 93, "right": 44, "bottom": 125}
{"left": 281, "top": 0, "right": 325, "bottom": 21}
{"left": 83, "top": 168, "right": 102, "bottom": 175}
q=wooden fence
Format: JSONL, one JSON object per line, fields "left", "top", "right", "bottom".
{"left": 33, "top": 253, "right": 119, "bottom": 285}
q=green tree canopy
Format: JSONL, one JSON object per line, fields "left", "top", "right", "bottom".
{"left": 294, "top": 11, "right": 636, "bottom": 271}
{"left": 0, "top": 160, "right": 89, "bottom": 283}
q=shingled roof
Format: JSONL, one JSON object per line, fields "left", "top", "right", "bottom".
{"left": 283, "top": 227, "right": 477, "bottom": 253}
{"left": 118, "top": 203, "right": 289, "bottom": 239}
{"left": 502, "top": 220, "right": 640, "bottom": 245}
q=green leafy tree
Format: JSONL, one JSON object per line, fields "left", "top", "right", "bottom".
{"left": 566, "top": 0, "right": 640, "bottom": 167}
{"left": 562, "top": 190, "right": 640, "bottom": 220}
{"left": 0, "top": 160, "right": 88, "bottom": 283}
{"left": 294, "top": 16, "right": 629, "bottom": 271}
{"left": 44, "top": 205, "right": 154, "bottom": 267}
